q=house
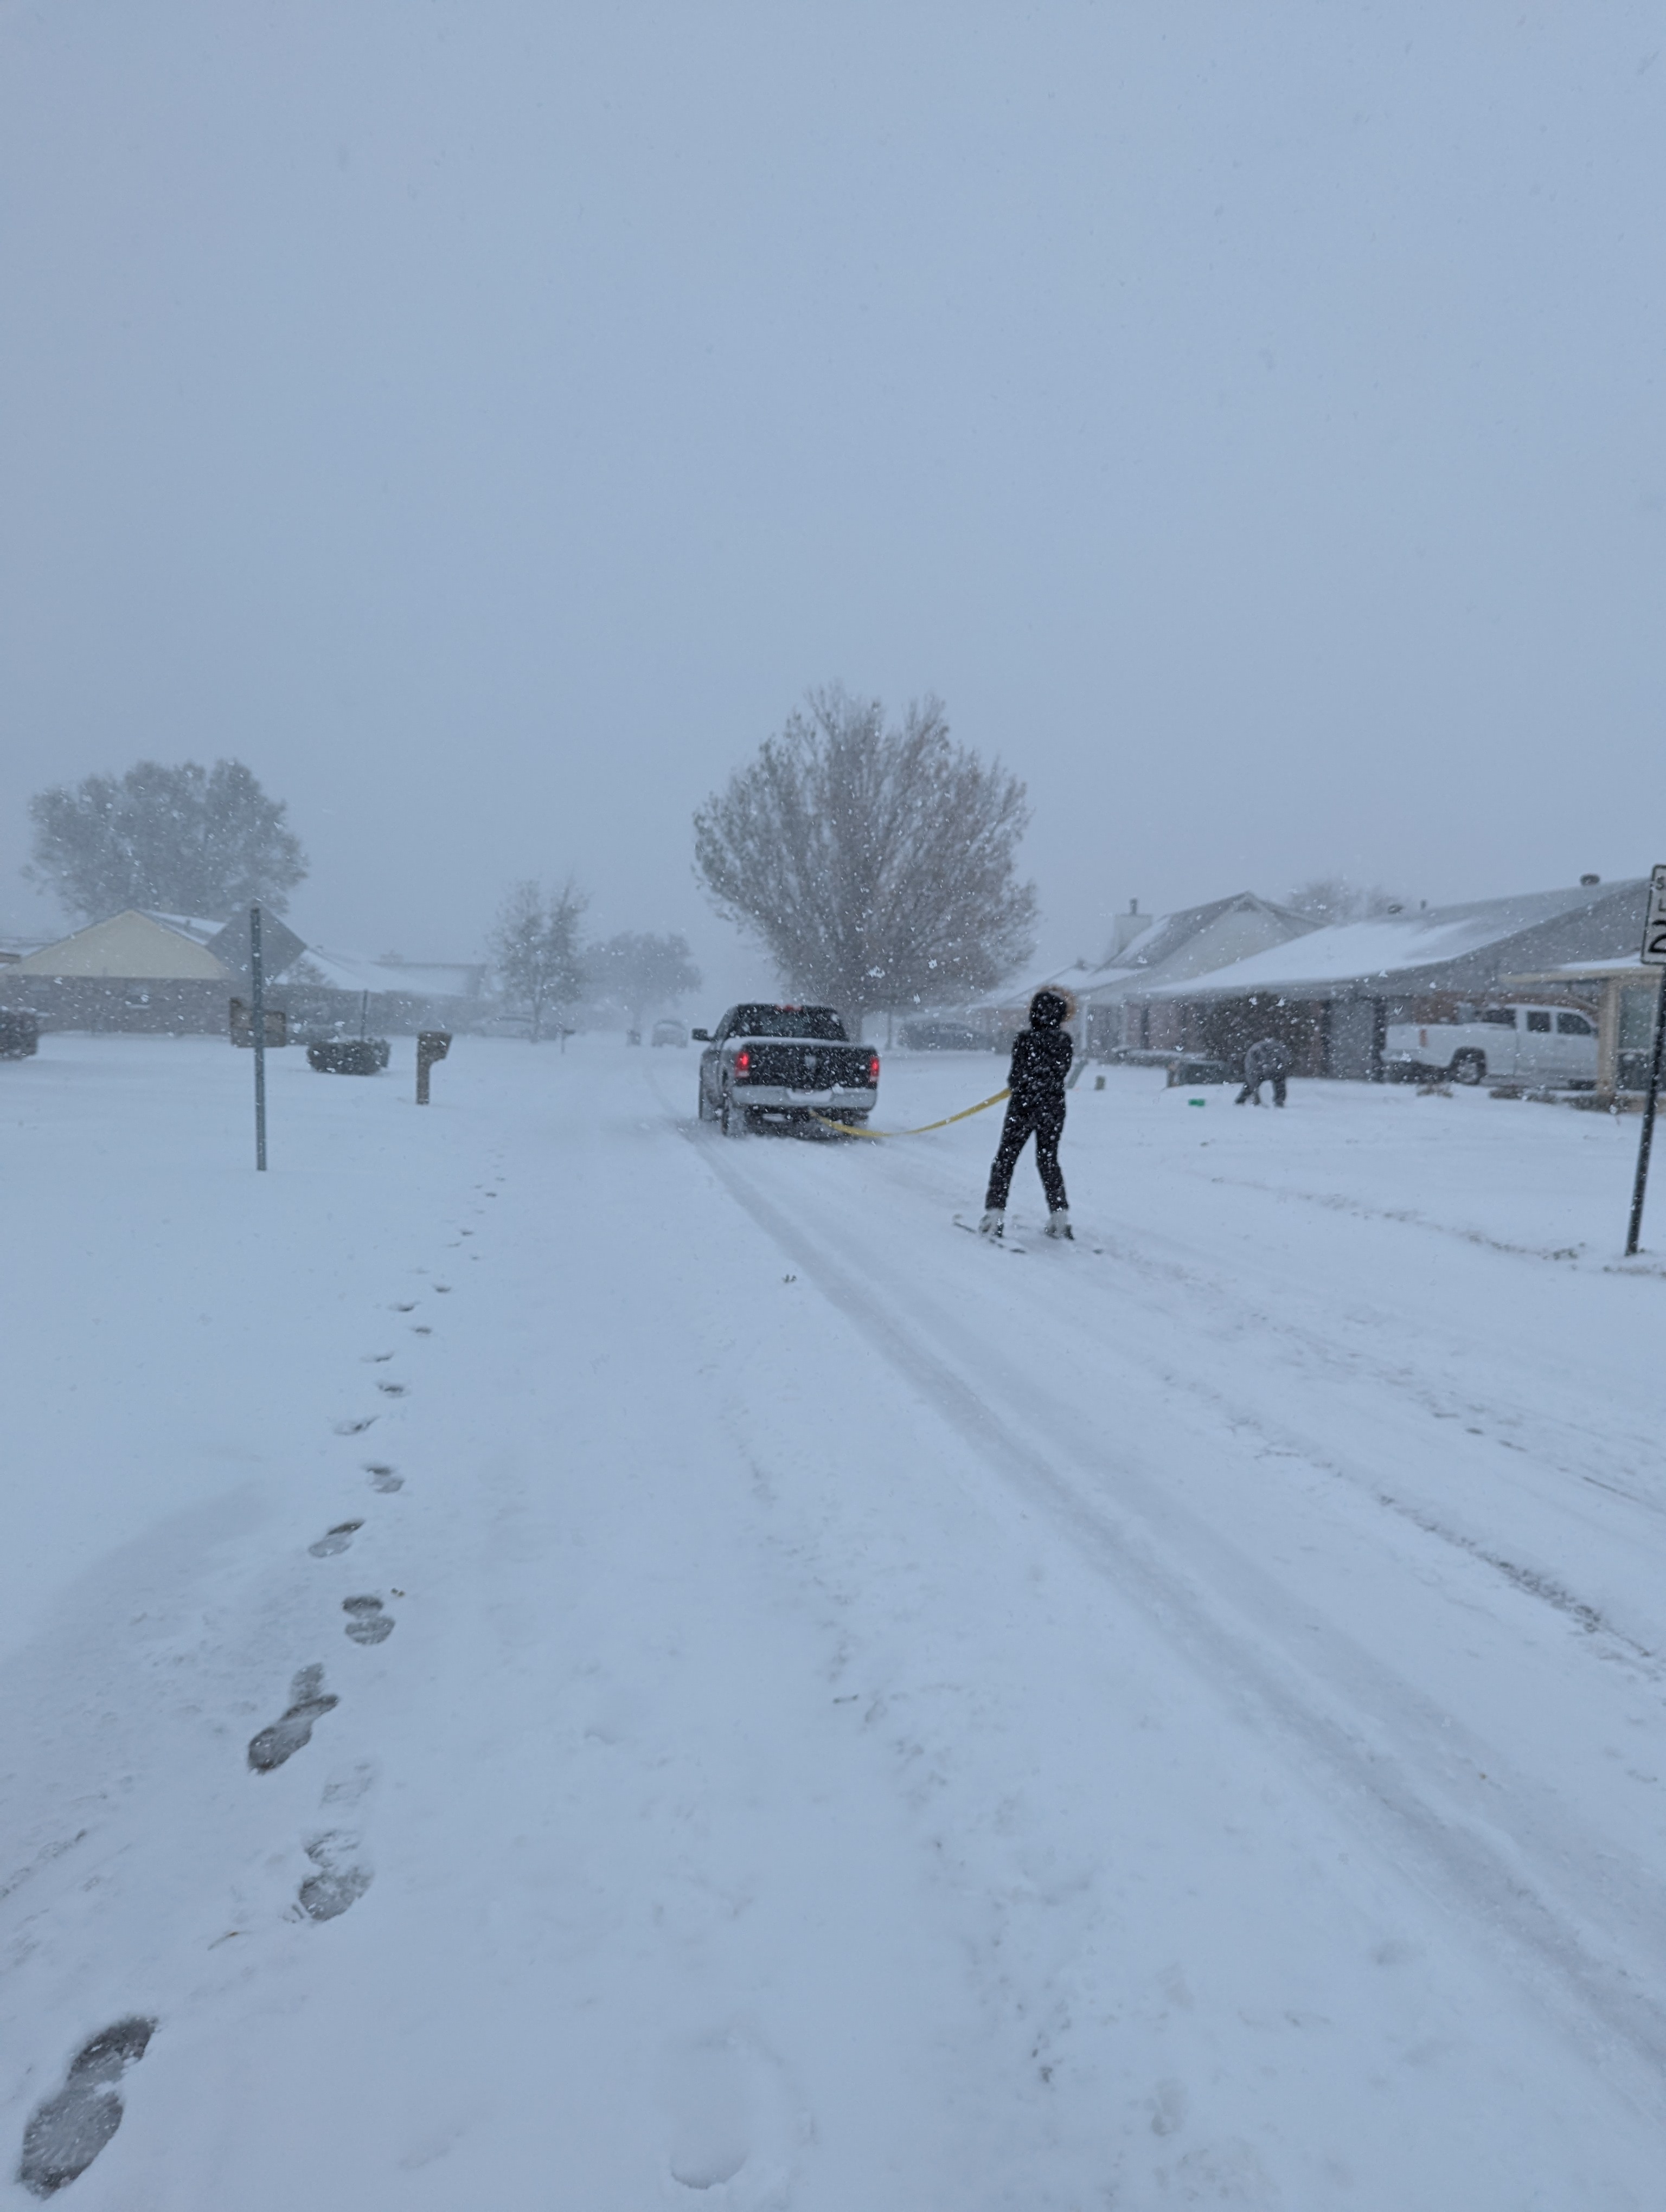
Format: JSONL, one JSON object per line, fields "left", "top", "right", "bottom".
{"left": 969, "top": 893, "right": 1316, "bottom": 1057}
{"left": 4, "top": 910, "right": 483, "bottom": 1038}
{"left": 3, "top": 910, "right": 290, "bottom": 1032}
{"left": 1136, "top": 879, "right": 1650, "bottom": 1079}
{"left": 283, "top": 947, "right": 490, "bottom": 1037}
{"left": 1076, "top": 893, "right": 1321, "bottom": 1059}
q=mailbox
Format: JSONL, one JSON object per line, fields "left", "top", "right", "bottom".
{"left": 416, "top": 1031, "right": 452, "bottom": 1104}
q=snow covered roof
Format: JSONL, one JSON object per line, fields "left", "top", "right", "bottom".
{"left": 140, "top": 912, "right": 231, "bottom": 946}
{"left": 1498, "top": 955, "right": 1655, "bottom": 986}
{"left": 1098, "top": 892, "right": 1313, "bottom": 976}
{"left": 966, "top": 957, "right": 1102, "bottom": 1016}
{"left": 1144, "top": 881, "right": 1649, "bottom": 1000}
{"left": 295, "top": 946, "right": 486, "bottom": 999}
{"left": 969, "top": 893, "right": 1319, "bottom": 1016}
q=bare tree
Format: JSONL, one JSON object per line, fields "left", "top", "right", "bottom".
{"left": 693, "top": 686, "right": 1036, "bottom": 1025}
{"left": 586, "top": 931, "right": 702, "bottom": 1031}
{"left": 1286, "top": 877, "right": 1407, "bottom": 925}
{"left": 27, "top": 758, "right": 307, "bottom": 921}
{"left": 488, "top": 879, "right": 588, "bottom": 1041}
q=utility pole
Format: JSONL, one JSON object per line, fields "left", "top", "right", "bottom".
{"left": 251, "top": 903, "right": 267, "bottom": 1172}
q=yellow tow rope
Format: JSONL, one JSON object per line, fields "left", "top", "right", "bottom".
{"left": 811, "top": 1087, "right": 1011, "bottom": 1139}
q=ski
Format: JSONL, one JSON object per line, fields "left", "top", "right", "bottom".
{"left": 953, "top": 1214, "right": 1027, "bottom": 1252}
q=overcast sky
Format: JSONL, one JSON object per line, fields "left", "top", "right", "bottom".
{"left": 2, "top": 1, "right": 1661, "bottom": 998}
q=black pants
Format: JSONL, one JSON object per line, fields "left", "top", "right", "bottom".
{"left": 1235, "top": 1076, "right": 1287, "bottom": 1107}
{"left": 985, "top": 1094, "right": 1067, "bottom": 1212}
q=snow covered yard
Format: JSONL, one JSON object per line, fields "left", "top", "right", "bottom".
{"left": 4, "top": 1034, "right": 1666, "bottom": 2207}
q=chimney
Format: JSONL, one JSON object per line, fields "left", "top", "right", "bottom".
{"left": 1108, "top": 898, "right": 1147, "bottom": 957}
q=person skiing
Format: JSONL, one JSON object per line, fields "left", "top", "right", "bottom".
{"left": 1236, "top": 1034, "right": 1291, "bottom": 1107}
{"left": 979, "top": 989, "right": 1074, "bottom": 1239}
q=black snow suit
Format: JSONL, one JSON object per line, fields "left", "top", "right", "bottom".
{"left": 985, "top": 993, "right": 1073, "bottom": 1213}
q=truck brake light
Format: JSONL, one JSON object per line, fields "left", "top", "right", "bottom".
{"left": 867, "top": 1054, "right": 881, "bottom": 1083}
{"left": 735, "top": 1049, "right": 751, "bottom": 1075}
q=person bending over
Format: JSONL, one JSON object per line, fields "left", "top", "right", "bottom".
{"left": 980, "top": 989, "right": 1074, "bottom": 1240}
{"left": 1235, "top": 1035, "right": 1291, "bottom": 1108}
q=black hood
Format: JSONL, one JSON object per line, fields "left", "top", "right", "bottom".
{"left": 1029, "top": 991, "right": 1068, "bottom": 1030}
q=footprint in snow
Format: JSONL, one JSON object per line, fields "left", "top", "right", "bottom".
{"left": 17, "top": 2017, "right": 156, "bottom": 2198}
{"left": 334, "top": 1417, "right": 376, "bottom": 1436}
{"left": 365, "top": 1464, "right": 403, "bottom": 1493}
{"left": 297, "top": 1831, "right": 373, "bottom": 1921}
{"left": 248, "top": 1666, "right": 338, "bottom": 1773}
{"left": 392, "top": 1302, "right": 417, "bottom": 1313}
{"left": 658, "top": 2029, "right": 807, "bottom": 2203}
{"left": 343, "top": 1596, "right": 394, "bottom": 1645}
{"left": 376, "top": 1381, "right": 407, "bottom": 1396}
{"left": 310, "top": 1521, "right": 363, "bottom": 1557}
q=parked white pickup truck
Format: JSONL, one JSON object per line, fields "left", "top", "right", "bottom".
{"left": 1383, "top": 1004, "right": 1598, "bottom": 1087}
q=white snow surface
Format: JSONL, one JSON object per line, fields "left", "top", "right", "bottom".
{"left": 4, "top": 1036, "right": 1666, "bottom": 2208}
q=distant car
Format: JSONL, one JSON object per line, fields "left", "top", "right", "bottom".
{"left": 695, "top": 1004, "right": 880, "bottom": 1136}
{"left": 900, "top": 1019, "right": 987, "bottom": 1051}
{"left": 1383, "top": 1004, "right": 1598, "bottom": 1088}
{"left": 651, "top": 1018, "right": 688, "bottom": 1048}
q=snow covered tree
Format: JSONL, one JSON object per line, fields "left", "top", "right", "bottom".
{"left": 693, "top": 686, "right": 1036, "bottom": 1026}
{"left": 488, "top": 879, "right": 588, "bottom": 1041}
{"left": 26, "top": 758, "right": 307, "bottom": 921}
{"left": 586, "top": 931, "right": 702, "bottom": 1031}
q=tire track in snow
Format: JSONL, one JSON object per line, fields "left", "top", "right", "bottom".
{"left": 692, "top": 1128, "right": 1666, "bottom": 2121}
{"left": 858, "top": 1128, "right": 1666, "bottom": 1655}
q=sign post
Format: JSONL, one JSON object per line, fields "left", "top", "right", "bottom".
{"left": 250, "top": 904, "right": 268, "bottom": 1172}
{"left": 1623, "top": 864, "right": 1666, "bottom": 1253}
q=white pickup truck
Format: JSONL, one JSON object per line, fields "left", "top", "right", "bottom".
{"left": 1383, "top": 1004, "right": 1598, "bottom": 1087}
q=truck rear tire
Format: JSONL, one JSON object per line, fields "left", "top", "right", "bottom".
{"left": 720, "top": 1084, "right": 746, "bottom": 1136}
{"left": 1450, "top": 1050, "right": 1485, "bottom": 1085}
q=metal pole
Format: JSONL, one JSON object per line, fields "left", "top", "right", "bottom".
{"left": 1624, "top": 966, "right": 1666, "bottom": 1254}
{"left": 251, "top": 903, "right": 267, "bottom": 1172}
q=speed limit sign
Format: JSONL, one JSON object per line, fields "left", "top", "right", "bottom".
{"left": 1642, "top": 864, "right": 1666, "bottom": 965}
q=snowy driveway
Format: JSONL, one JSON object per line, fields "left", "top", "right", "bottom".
{"left": 3, "top": 1037, "right": 1665, "bottom": 2207}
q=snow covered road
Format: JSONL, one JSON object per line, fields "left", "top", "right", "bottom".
{"left": 4, "top": 1037, "right": 1666, "bottom": 2206}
